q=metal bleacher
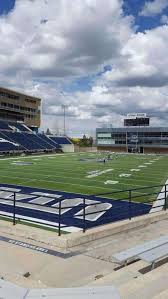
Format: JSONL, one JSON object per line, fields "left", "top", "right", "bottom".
{"left": 37, "top": 134, "right": 61, "bottom": 149}
{"left": 0, "top": 120, "right": 11, "bottom": 130}
{"left": 138, "top": 243, "right": 168, "bottom": 270}
{"left": 112, "top": 235, "right": 168, "bottom": 266}
{"left": 8, "top": 122, "right": 31, "bottom": 132}
{"left": 49, "top": 136, "right": 72, "bottom": 145}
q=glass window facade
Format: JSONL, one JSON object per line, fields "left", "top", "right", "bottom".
{"left": 96, "top": 128, "right": 168, "bottom": 148}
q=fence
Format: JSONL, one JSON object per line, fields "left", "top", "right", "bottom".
{"left": 0, "top": 183, "right": 167, "bottom": 236}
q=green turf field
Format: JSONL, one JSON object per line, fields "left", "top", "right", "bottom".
{"left": 0, "top": 152, "right": 168, "bottom": 203}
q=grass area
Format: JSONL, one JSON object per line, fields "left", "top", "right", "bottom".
{"left": 0, "top": 214, "right": 69, "bottom": 234}
{"left": 0, "top": 152, "right": 168, "bottom": 203}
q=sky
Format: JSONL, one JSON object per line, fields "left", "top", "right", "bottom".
{"left": 0, "top": 0, "right": 168, "bottom": 137}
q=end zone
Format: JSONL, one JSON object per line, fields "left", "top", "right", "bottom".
{"left": 0, "top": 184, "right": 151, "bottom": 233}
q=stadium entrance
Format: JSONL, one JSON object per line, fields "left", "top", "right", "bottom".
{"left": 127, "top": 146, "right": 144, "bottom": 153}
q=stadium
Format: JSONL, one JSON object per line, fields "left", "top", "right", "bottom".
{"left": 1, "top": 0, "right": 168, "bottom": 297}
{"left": 0, "top": 88, "right": 168, "bottom": 298}
{"left": 0, "top": 94, "right": 167, "bottom": 233}
{"left": 96, "top": 113, "right": 168, "bottom": 154}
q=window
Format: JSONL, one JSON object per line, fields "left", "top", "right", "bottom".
{"left": 25, "top": 98, "right": 36, "bottom": 104}
{"left": 0, "top": 91, "right": 19, "bottom": 100}
{"left": 8, "top": 103, "right": 13, "bottom": 108}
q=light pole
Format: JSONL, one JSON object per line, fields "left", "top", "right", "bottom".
{"left": 62, "top": 104, "right": 67, "bottom": 136}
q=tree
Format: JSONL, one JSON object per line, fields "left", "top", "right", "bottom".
{"left": 78, "top": 135, "right": 93, "bottom": 147}
{"left": 46, "top": 128, "right": 51, "bottom": 135}
{"left": 89, "top": 136, "right": 93, "bottom": 146}
{"left": 70, "top": 138, "right": 80, "bottom": 145}
{"left": 82, "top": 134, "right": 88, "bottom": 146}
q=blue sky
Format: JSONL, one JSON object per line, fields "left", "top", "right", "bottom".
{"left": 64, "top": 0, "right": 168, "bottom": 93}
{"left": 0, "top": 0, "right": 15, "bottom": 15}
{"left": 0, "top": 0, "right": 168, "bottom": 135}
{"left": 123, "top": 0, "right": 168, "bottom": 32}
{"left": 1, "top": 0, "right": 168, "bottom": 93}
{"left": 1, "top": 0, "right": 167, "bottom": 31}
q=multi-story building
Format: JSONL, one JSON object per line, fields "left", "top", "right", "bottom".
{"left": 0, "top": 87, "right": 41, "bottom": 129}
{"left": 96, "top": 114, "right": 168, "bottom": 154}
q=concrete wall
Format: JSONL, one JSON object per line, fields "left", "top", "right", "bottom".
{"left": 144, "top": 147, "right": 168, "bottom": 154}
{"left": 97, "top": 146, "right": 168, "bottom": 154}
{"left": 97, "top": 146, "right": 127, "bottom": 152}
{"left": 61, "top": 144, "right": 74, "bottom": 153}
{"left": 74, "top": 146, "right": 97, "bottom": 152}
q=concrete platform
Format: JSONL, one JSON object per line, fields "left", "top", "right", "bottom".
{"left": 0, "top": 212, "right": 167, "bottom": 290}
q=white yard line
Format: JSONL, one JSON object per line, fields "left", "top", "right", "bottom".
{"left": 0, "top": 153, "right": 78, "bottom": 161}
{"left": 0, "top": 174, "right": 121, "bottom": 192}
{"left": 0, "top": 173, "right": 149, "bottom": 197}
{"left": 2, "top": 160, "right": 166, "bottom": 183}
{"left": 0, "top": 161, "right": 166, "bottom": 188}
{"left": 0, "top": 167, "right": 151, "bottom": 189}
{"left": 0, "top": 166, "right": 150, "bottom": 187}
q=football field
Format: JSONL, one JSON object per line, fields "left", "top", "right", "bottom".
{"left": 0, "top": 152, "right": 167, "bottom": 232}
{"left": 0, "top": 152, "right": 167, "bottom": 202}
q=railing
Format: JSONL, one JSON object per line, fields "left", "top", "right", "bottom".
{"left": 0, "top": 183, "right": 167, "bottom": 236}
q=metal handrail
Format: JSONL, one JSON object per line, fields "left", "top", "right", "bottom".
{"left": 0, "top": 182, "right": 167, "bottom": 235}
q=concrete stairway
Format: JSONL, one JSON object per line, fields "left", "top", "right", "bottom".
{"left": 119, "top": 263, "right": 168, "bottom": 299}
{"left": 87, "top": 260, "right": 168, "bottom": 298}
{"left": 88, "top": 260, "right": 146, "bottom": 287}
{"left": 152, "top": 289, "right": 168, "bottom": 299}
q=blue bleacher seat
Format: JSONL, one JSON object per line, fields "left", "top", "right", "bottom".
{"left": 36, "top": 134, "right": 57, "bottom": 149}
{"left": 0, "top": 132, "right": 21, "bottom": 152}
{"left": 38, "top": 134, "right": 61, "bottom": 149}
{"left": 3, "top": 132, "right": 45, "bottom": 151}
{"left": 9, "top": 122, "right": 31, "bottom": 132}
{"left": 49, "top": 136, "right": 72, "bottom": 145}
{"left": 0, "top": 120, "right": 63, "bottom": 153}
{"left": 0, "top": 120, "right": 11, "bottom": 131}
{"left": 0, "top": 119, "right": 31, "bottom": 132}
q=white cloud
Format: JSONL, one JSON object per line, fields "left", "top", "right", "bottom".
{"left": 104, "top": 25, "right": 168, "bottom": 88}
{"left": 0, "top": 0, "right": 132, "bottom": 79}
{"left": 161, "top": 14, "right": 168, "bottom": 24}
{"left": 1, "top": 0, "right": 168, "bottom": 135}
{"left": 140, "top": 0, "right": 168, "bottom": 17}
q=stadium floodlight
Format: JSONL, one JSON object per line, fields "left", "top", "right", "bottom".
{"left": 61, "top": 104, "right": 68, "bottom": 136}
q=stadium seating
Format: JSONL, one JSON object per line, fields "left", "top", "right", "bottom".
{"left": 112, "top": 235, "right": 168, "bottom": 266}
{"left": 37, "top": 134, "right": 61, "bottom": 149}
{"left": 9, "top": 122, "right": 31, "bottom": 132}
{"left": 0, "top": 120, "right": 12, "bottom": 131}
{"left": 1, "top": 131, "right": 36, "bottom": 151}
{"left": 0, "top": 132, "right": 21, "bottom": 152}
{"left": 0, "top": 132, "right": 60, "bottom": 152}
{"left": 0, "top": 120, "right": 30, "bottom": 132}
{"left": 49, "top": 136, "right": 72, "bottom": 145}
{"left": 0, "top": 119, "right": 73, "bottom": 153}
